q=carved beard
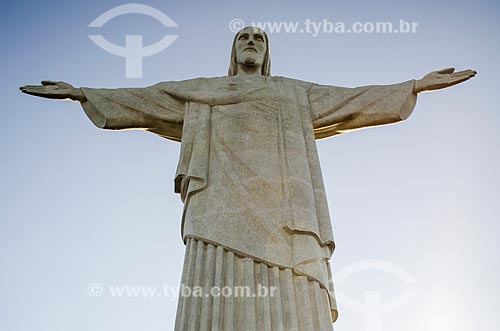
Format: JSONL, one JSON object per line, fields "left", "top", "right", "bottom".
{"left": 242, "top": 52, "right": 258, "bottom": 65}
{"left": 245, "top": 58, "right": 256, "bottom": 65}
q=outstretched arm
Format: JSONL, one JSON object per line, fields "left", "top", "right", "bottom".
{"left": 20, "top": 80, "right": 186, "bottom": 142}
{"left": 309, "top": 79, "right": 417, "bottom": 139}
{"left": 308, "top": 67, "right": 476, "bottom": 139}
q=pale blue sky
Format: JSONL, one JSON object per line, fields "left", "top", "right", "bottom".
{"left": 1, "top": 1, "right": 499, "bottom": 330}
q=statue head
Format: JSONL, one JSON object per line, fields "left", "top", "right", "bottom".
{"left": 228, "top": 26, "right": 271, "bottom": 76}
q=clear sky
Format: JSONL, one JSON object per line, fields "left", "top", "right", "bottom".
{"left": 1, "top": 0, "right": 499, "bottom": 330}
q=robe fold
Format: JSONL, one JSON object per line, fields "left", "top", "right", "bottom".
{"left": 80, "top": 75, "right": 417, "bottom": 327}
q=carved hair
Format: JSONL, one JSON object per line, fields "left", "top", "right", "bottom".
{"left": 228, "top": 27, "right": 271, "bottom": 76}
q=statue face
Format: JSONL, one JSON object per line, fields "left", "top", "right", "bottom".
{"left": 235, "top": 28, "right": 267, "bottom": 68}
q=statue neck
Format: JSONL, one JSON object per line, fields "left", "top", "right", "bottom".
{"left": 236, "top": 63, "right": 263, "bottom": 76}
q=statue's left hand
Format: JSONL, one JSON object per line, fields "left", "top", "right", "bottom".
{"left": 414, "top": 68, "right": 477, "bottom": 94}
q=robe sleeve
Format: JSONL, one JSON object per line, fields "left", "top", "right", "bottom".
{"left": 308, "top": 80, "right": 418, "bottom": 139}
{"left": 80, "top": 82, "right": 185, "bottom": 142}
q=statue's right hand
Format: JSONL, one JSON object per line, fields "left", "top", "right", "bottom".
{"left": 19, "top": 80, "right": 86, "bottom": 102}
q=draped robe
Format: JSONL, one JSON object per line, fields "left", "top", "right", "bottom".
{"left": 79, "top": 75, "right": 417, "bottom": 326}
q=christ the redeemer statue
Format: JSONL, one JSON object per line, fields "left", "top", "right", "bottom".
{"left": 20, "top": 27, "right": 476, "bottom": 331}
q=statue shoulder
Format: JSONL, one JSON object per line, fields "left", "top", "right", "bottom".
{"left": 271, "top": 76, "right": 314, "bottom": 89}
{"left": 150, "top": 76, "right": 317, "bottom": 95}
{"left": 150, "top": 76, "right": 229, "bottom": 90}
